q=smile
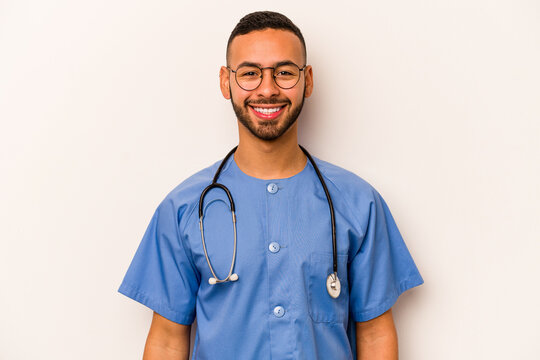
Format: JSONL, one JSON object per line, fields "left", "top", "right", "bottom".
{"left": 249, "top": 105, "right": 286, "bottom": 120}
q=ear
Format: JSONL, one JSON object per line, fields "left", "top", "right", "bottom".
{"left": 303, "top": 65, "right": 313, "bottom": 98}
{"left": 219, "top": 66, "right": 231, "bottom": 99}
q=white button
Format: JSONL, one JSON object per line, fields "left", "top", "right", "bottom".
{"left": 268, "top": 242, "right": 280, "bottom": 253}
{"left": 273, "top": 306, "right": 285, "bottom": 318}
{"left": 267, "top": 183, "right": 278, "bottom": 194}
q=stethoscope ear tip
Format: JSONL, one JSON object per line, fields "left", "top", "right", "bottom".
{"left": 208, "top": 274, "right": 238, "bottom": 285}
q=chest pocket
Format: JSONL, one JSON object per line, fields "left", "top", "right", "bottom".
{"left": 308, "top": 252, "right": 349, "bottom": 323}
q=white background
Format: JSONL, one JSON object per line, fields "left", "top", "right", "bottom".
{"left": 1, "top": 0, "right": 539, "bottom": 359}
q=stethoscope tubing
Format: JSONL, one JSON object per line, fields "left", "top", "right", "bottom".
{"left": 198, "top": 147, "right": 239, "bottom": 283}
{"left": 298, "top": 145, "right": 338, "bottom": 275}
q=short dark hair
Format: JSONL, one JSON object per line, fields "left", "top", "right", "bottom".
{"left": 226, "top": 11, "right": 307, "bottom": 64}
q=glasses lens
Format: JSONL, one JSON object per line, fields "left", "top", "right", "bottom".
{"left": 274, "top": 64, "right": 300, "bottom": 89}
{"left": 235, "top": 66, "right": 262, "bottom": 90}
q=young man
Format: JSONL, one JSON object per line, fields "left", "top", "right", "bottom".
{"left": 119, "top": 11, "right": 423, "bottom": 360}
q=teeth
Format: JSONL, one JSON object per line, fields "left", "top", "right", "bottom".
{"left": 253, "top": 106, "right": 282, "bottom": 114}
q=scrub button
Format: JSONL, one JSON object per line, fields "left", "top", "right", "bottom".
{"left": 268, "top": 242, "right": 280, "bottom": 253}
{"left": 273, "top": 306, "right": 285, "bottom": 318}
{"left": 267, "top": 183, "right": 278, "bottom": 194}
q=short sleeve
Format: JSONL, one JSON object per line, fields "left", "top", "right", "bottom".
{"left": 118, "top": 197, "right": 200, "bottom": 325}
{"left": 349, "top": 191, "right": 423, "bottom": 322}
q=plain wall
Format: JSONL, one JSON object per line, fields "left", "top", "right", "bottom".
{"left": 1, "top": 0, "right": 539, "bottom": 359}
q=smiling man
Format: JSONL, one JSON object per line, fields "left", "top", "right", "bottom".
{"left": 119, "top": 11, "right": 423, "bottom": 360}
{"left": 225, "top": 29, "right": 308, "bottom": 142}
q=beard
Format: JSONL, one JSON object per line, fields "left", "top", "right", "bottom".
{"left": 230, "top": 89, "right": 305, "bottom": 141}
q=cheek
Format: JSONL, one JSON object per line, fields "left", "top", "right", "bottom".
{"left": 230, "top": 87, "right": 251, "bottom": 104}
{"left": 287, "top": 89, "right": 304, "bottom": 105}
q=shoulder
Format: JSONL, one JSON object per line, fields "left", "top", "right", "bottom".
{"left": 156, "top": 159, "right": 222, "bottom": 225}
{"left": 310, "top": 156, "right": 387, "bottom": 234}
{"left": 312, "top": 156, "right": 381, "bottom": 203}
{"left": 167, "top": 161, "right": 220, "bottom": 202}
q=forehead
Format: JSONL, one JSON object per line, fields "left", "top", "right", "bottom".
{"left": 228, "top": 28, "right": 304, "bottom": 67}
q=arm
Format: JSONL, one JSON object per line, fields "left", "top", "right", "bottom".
{"left": 356, "top": 309, "right": 398, "bottom": 360}
{"left": 143, "top": 312, "right": 191, "bottom": 360}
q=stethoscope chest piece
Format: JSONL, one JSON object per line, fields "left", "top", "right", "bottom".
{"left": 326, "top": 273, "right": 341, "bottom": 298}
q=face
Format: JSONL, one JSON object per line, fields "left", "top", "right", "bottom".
{"left": 220, "top": 29, "right": 313, "bottom": 141}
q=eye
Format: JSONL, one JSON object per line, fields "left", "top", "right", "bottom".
{"left": 238, "top": 69, "right": 261, "bottom": 78}
{"left": 275, "top": 65, "right": 298, "bottom": 77}
{"left": 277, "top": 71, "right": 293, "bottom": 76}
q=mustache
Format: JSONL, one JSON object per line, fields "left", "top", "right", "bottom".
{"left": 245, "top": 99, "right": 291, "bottom": 106}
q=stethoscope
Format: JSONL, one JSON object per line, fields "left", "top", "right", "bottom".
{"left": 198, "top": 145, "right": 341, "bottom": 299}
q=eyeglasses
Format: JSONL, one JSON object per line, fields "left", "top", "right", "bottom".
{"left": 227, "top": 62, "right": 306, "bottom": 91}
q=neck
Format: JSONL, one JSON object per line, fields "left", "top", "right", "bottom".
{"left": 234, "top": 122, "right": 307, "bottom": 180}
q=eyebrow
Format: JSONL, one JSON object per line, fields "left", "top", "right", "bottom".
{"left": 234, "top": 60, "right": 300, "bottom": 68}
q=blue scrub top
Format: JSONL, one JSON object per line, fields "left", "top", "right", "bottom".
{"left": 119, "top": 154, "right": 423, "bottom": 360}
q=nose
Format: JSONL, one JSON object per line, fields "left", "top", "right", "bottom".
{"left": 255, "top": 68, "right": 280, "bottom": 98}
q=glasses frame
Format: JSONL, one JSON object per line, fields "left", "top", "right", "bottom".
{"left": 227, "top": 63, "right": 307, "bottom": 91}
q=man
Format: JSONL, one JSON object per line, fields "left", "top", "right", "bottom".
{"left": 119, "top": 11, "right": 423, "bottom": 360}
